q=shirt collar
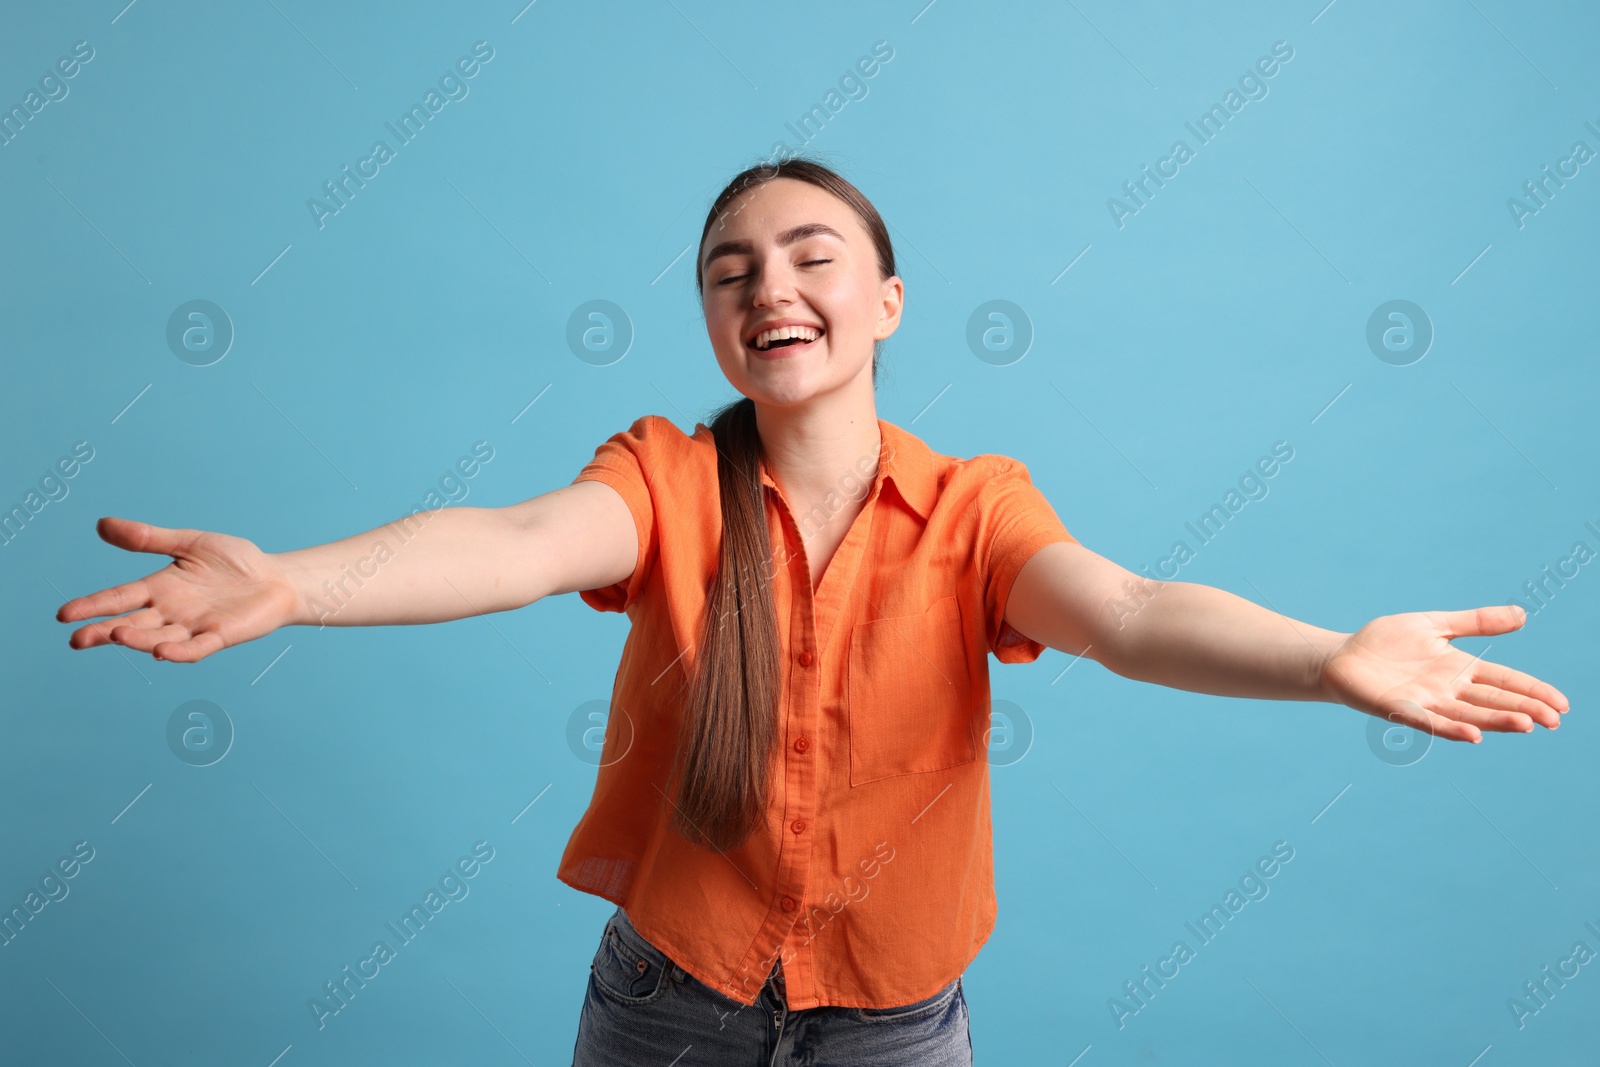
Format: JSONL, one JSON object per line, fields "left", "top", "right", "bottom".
{"left": 756, "top": 418, "right": 936, "bottom": 521}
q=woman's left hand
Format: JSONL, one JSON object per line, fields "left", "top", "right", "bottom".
{"left": 1318, "top": 605, "right": 1569, "bottom": 743}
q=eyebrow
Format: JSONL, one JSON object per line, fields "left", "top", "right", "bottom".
{"left": 702, "top": 222, "right": 845, "bottom": 271}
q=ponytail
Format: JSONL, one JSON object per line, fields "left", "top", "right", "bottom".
{"left": 670, "top": 396, "right": 781, "bottom": 851}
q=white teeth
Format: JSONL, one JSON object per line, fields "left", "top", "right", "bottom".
{"left": 753, "top": 325, "right": 822, "bottom": 350}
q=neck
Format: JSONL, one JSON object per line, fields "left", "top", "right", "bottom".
{"left": 752, "top": 389, "right": 882, "bottom": 513}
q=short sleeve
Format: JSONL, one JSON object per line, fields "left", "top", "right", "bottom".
{"left": 570, "top": 416, "right": 663, "bottom": 614}
{"left": 978, "top": 457, "right": 1077, "bottom": 663}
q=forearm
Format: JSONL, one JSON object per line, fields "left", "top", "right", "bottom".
{"left": 1097, "top": 581, "right": 1348, "bottom": 702}
{"left": 275, "top": 506, "right": 550, "bottom": 627}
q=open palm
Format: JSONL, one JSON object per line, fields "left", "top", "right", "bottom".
{"left": 56, "top": 516, "right": 301, "bottom": 663}
{"left": 1319, "top": 605, "right": 1568, "bottom": 743}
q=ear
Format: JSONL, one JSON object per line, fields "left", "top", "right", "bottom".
{"left": 873, "top": 275, "right": 904, "bottom": 342}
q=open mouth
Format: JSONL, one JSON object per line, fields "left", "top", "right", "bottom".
{"left": 748, "top": 324, "right": 825, "bottom": 354}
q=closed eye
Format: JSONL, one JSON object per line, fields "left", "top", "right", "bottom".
{"left": 715, "top": 259, "right": 832, "bottom": 286}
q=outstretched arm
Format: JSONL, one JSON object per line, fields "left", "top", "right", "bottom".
{"left": 275, "top": 479, "right": 637, "bottom": 626}
{"left": 1003, "top": 541, "right": 1568, "bottom": 743}
{"left": 55, "top": 479, "right": 638, "bottom": 663}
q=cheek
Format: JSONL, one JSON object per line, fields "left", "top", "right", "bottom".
{"left": 816, "top": 274, "right": 877, "bottom": 333}
{"left": 708, "top": 336, "right": 740, "bottom": 376}
{"left": 702, "top": 300, "right": 741, "bottom": 343}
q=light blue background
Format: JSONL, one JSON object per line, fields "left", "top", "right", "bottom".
{"left": 3, "top": 1, "right": 1596, "bottom": 1063}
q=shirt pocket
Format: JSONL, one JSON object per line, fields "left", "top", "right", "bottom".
{"left": 846, "top": 594, "right": 983, "bottom": 787}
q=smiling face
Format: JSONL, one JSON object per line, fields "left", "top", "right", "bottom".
{"left": 699, "top": 177, "right": 903, "bottom": 410}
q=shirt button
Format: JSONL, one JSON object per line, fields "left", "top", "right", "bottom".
{"left": 790, "top": 819, "right": 805, "bottom": 834}
{"left": 781, "top": 896, "right": 796, "bottom": 912}
{"left": 798, "top": 650, "right": 814, "bottom": 667}
{"left": 793, "top": 737, "right": 810, "bottom": 753}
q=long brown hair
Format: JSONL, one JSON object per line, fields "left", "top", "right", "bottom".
{"left": 668, "top": 157, "right": 898, "bottom": 851}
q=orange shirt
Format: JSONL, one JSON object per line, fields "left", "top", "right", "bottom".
{"left": 560, "top": 413, "right": 1077, "bottom": 1010}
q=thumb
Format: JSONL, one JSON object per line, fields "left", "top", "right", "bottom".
{"left": 1434, "top": 604, "right": 1528, "bottom": 640}
{"left": 96, "top": 516, "right": 199, "bottom": 558}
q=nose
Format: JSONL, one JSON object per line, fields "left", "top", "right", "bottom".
{"left": 751, "top": 259, "right": 796, "bottom": 309}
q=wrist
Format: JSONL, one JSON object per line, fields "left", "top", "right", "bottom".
{"left": 272, "top": 550, "right": 316, "bottom": 628}
{"left": 1308, "top": 629, "right": 1350, "bottom": 702}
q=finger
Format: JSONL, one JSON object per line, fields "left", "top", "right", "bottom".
{"left": 1435, "top": 695, "right": 1536, "bottom": 735}
{"left": 152, "top": 630, "right": 227, "bottom": 663}
{"left": 1471, "top": 659, "right": 1570, "bottom": 714}
{"left": 1432, "top": 605, "right": 1528, "bottom": 640}
{"left": 68, "top": 616, "right": 139, "bottom": 650}
{"left": 96, "top": 516, "right": 201, "bottom": 558}
{"left": 67, "top": 608, "right": 164, "bottom": 649}
{"left": 1381, "top": 698, "right": 1480, "bottom": 744}
{"left": 66, "top": 619, "right": 115, "bottom": 650}
{"left": 57, "top": 579, "right": 151, "bottom": 622}
{"left": 107, "top": 622, "right": 190, "bottom": 654}
{"left": 1458, "top": 683, "right": 1561, "bottom": 729}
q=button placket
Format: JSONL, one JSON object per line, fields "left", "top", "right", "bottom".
{"left": 766, "top": 490, "right": 817, "bottom": 926}
{"left": 759, "top": 468, "right": 886, "bottom": 1010}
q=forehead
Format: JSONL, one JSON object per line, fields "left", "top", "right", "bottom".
{"left": 706, "top": 177, "right": 862, "bottom": 247}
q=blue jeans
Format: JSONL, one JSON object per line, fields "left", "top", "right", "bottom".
{"left": 572, "top": 905, "right": 973, "bottom": 1066}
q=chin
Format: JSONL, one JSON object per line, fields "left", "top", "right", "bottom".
{"left": 747, "top": 382, "right": 822, "bottom": 408}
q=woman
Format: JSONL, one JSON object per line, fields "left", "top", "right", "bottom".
{"left": 56, "top": 159, "right": 1568, "bottom": 1065}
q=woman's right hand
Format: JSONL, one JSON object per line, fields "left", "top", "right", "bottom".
{"left": 56, "top": 517, "right": 304, "bottom": 663}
